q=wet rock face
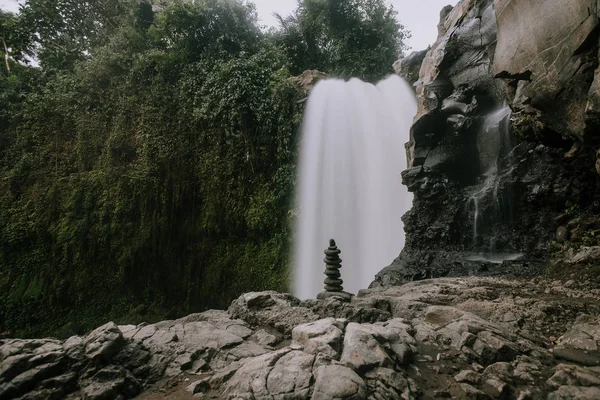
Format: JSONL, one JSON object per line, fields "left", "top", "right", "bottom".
{"left": 4, "top": 278, "right": 600, "bottom": 399}
{"left": 494, "top": 0, "right": 600, "bottom": 142}
{"left": 402, "top": 0, "right": 508, "bottom": 258}
{"left": 377, "top": 0, "right": 600, "bottom": 287}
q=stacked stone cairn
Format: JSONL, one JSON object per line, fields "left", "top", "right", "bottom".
{"left": 316, "top": 239, "right": 354, "bottom": 301}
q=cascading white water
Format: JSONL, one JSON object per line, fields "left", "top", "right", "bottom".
{"left": 470, "top": 106, "right": 513, "bottom": 246}
{"left": 293, "top": 75, "right": 417, "bottom": 300}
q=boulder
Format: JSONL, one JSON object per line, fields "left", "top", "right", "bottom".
{"left": 83, "top": 322, "right": 125, "bottom": 362}
{"left": 228, "top": 291, "right": 319, "bottom": 334}
{"left": 291, "top": 318, "right": 346, "bottom": 358}
{"left": 79, "top": 365, "right": 141, "bottom": 400}
{"left": 312, "top": 365, "right": 367, "bottom": 400}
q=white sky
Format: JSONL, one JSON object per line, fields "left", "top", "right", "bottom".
{"left": 0, "top": 0, "right": 18, "bottom": 13}
{"left": 0, "top": 0, "right": 458, "bottom": 51}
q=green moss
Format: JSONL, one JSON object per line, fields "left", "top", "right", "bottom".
{"left": 512, "top": 112, "right": 544, "bottom": 142}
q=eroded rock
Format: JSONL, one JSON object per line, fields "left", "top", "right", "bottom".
{"left": 312, "top": 365, "right": 367, "bottom": 400}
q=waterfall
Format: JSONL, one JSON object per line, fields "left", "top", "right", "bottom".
{"left": 293, "top": 75, "right": 417, "bottom": 300}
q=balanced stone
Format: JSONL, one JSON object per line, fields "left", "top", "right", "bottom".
{"left": 324, "top": 239, "right": 343, "bottom": 292}
{"left": 317, "top": 239, "right": 354, "bottom": 302}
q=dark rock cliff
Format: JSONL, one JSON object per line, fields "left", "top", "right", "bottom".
{"left": 373, "top": 0, "right": 600, "bottom": 287}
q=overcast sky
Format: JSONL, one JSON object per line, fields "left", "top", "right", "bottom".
{"left": 0, "top": 0, "right": 458, "bottom": 51}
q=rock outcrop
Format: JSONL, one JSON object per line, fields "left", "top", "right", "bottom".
{"left": 393, "top": 49, "right": 428, "bottom": 88}
{"left": 376, "top": 0, "right": 600, "bottom": 287}
{"left": 3, "top": 276, "right": 600, "bottom": 399}
{"left": 494, "top": 0, "right": 599, "bottom": 143}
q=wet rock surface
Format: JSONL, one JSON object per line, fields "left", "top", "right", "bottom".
{"left": 380, "top": 0, "right": 600, "bottom": 289}
{"left": 3, "top": 276, "right": 600, "bottom": 400}
{"left": 493, "top": 0, "right": 599, "bottom": 141}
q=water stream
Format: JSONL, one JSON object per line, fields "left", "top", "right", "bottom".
{"left": 469, "top": 106, "right": 518, "bottom": 257}
{"left": 293, "top": 76, "right": 417, "bottom": 299}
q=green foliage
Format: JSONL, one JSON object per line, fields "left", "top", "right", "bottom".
{"left": 15, "top": 0, "right": 134, "bottom": 70}
{"left": 149, "top": 0, "right": 261, "bottom": 62}
{"left": 272, "top": 0, "right": 410, "bottom": 82}
{"left": 0, "top": 10, "right": 34, "bottom": 70}
{"left": 0, "top": 0, "right": 409, "bottom": 337}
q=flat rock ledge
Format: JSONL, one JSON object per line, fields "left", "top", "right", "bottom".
{"left": 2, "top": 276, "right": 600, "bottom": 399}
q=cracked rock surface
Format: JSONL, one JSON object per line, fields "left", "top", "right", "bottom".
{"left": 2, "top": 276, "right": 600, "bottom": 399}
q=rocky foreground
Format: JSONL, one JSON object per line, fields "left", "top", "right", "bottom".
{"left": 1, "top": 276, "right": 600, "bottom": 400}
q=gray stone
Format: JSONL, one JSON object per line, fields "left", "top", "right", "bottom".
{"left": 177, "top": 321, "right": 244, "bottom": 350}
{"left": 176, "top": 312, "right": 254, "bottom": 340}
{"left": 165, "top": 352, "right": 195, "bottom": 376}
{"left": 132, "top": 325, "right": 157, "bottom": 341}
{"left": 474, "top": 331, "right": 519, "bottom": 362}
{"left": 63, "top": 336, "right": 84, "bottom": 360}
{"left": 388, "top": 342, "right": 413, "bottom": 365}
{"left": 364, "top": 368, "right": 410, "bottom": 399}
{"left": 82, "top": 322, "right": 125, "bottom": 362}
{"left": 228, "top": 291, "right": 318, "bottom": 334}
{"left": 187, "top": 377, "right": 210, "bottom": 395}
{"left": 113, "top": 342, "right": 151, "bottom": 372}
{"left": 312, "top": 365, "right": 366, "bottom": 400}
{"left": 483, "top": 362, "right": 513, "bottom": 381}
{"left": 223, "top": 341, "right": 271, "bottom": 361}
{"left": 564, "top": 247, "right": 600, "bottom": 265}
{"left": 317, "top": 291, "right": 353, "bottom": 302}
{"left": 117, "top": 325, "right": 139, "bottom": 340}
{"left": 208, "top": 362, "right": 241, "bottom": 388}
{"left": 513, "top": 361, "right": 539, "bottom": 384}
{"left": 2, "top": 361, "right": 64, "bottom": 399}
{"left": 18, "top": 387, "right": 66, "bottom": 400}
{"left": 340, "top": 323, "right": 393, "bottom": 372}
{"left": 309, "top": 297, "right": 391, "bottom": 324}
{"left": 552, "top": 347, "right": 600, "bottom": 366}
{"left": 455, "top": 370, "right": 481, "bottom": 384}
{"left": 79, "top": 365, "right": 141, "bottom": 400}
{"left": 248, "top": 329, "right": 279, "bottom": 347}
{"left": 482, "top": 378, "right": 509, "bottom": 398}
{"left": 291, "top": 318, "right": 345, "bottom": 357}
{"left": 459, "top": 383, "right": 490, "bottom": 400}
{"left": 266, "top": 351, "right": 313, "bottom": 398}
{"left": 547, "top": 364, "right": 600, "bottom": 388}
{"left": 548, "top": 386, "right": 600, "bottom": 400}
{"left": 0, "top": 354, "right": 32, "bottom": 382}
{"left": 143, "top": 329, "right": 177, "bottom": 347}
{"left": 222, "top": 349, "right": 291, "bottom": 398}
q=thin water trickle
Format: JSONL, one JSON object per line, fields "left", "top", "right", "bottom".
{"left": 470, "top": 106, "right": 514, "bottom": 245}
{"left": 293, "top": 76, "right": 417, "bottom": 300}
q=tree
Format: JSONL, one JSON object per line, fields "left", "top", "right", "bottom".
{"left": 13, "top": 0, "right": 133, "bottom": 70}
{"left": 148, "top": 0, "right": 261, "bottom": 62}
{"left": 0, "top": 10, "right": 33, "bottom": 74}
{"left": 273, "top": 0, "right": 410, "bottom": 82}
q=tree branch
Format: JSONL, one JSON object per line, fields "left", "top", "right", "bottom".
{"left": 1, "top": 32, "right": 10, "bottom": 74}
